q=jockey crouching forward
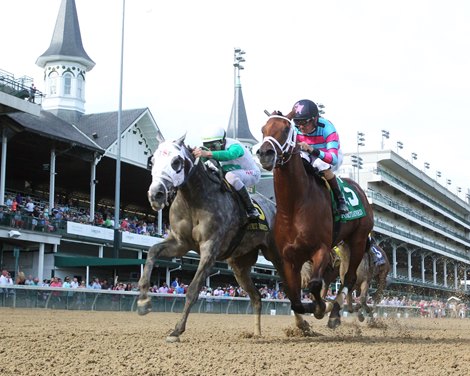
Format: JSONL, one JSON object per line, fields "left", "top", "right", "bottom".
{"left": 193, "top": 126, "right": 261, "bottom": 220}
{"left": 292, "top": 99, "right": 349, "bottom": 215}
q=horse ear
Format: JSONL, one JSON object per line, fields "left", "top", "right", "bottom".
{"left": 175, "top": 133, "right": 186, "bottom": 146}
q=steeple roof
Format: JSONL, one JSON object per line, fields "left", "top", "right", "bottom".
{"left": 227, "top": 85, "right": 258, "bottom": 144}
{"left": 36, "top": 0, "right": 95, "bottom": 69}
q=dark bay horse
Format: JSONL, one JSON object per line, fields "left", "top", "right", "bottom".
{"left": 257, "top": 112, "right": 374, "bottom": 328}
{"left": 303, "top": 237, "right": 390, "bottom": 322}
{"left": 137, "top": 135, "right": 310, "bottom": 341}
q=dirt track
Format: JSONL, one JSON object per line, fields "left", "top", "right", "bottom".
{"left": 1, "top": 309, "right": 470, "bottom": 376}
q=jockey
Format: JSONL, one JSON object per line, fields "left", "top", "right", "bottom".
{"left": 193, "top": 126, "right": 261, "bottom": 220}
{"left": 292, "top": 99, "right": 349, "bottom": 215}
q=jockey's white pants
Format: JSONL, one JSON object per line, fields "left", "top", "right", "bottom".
{"left": 300, "top": 149, "right": 343, "bottom": 173}
{"left": 225, "top": 169, "right": 260, "bottom": 191}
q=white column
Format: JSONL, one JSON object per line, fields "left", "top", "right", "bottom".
{"left": 454, "top": 263, "right": 459, "bottom": 290}
{"left": 98, "top": 245, "right": 104, "bottom": 258}
{"left": 421, "top": 254, "right": 426, "bottom": 283}
{"left": 392, "top": 245, "right": 397, "bottom": 278}
{"left": 432, "top": 258, "right": 437, "bottom": 285}
{"left": 158, "top": 210, "right": 163, "bottom": 235}
{"left": 49, "top": 148, "right": 56, "bottom": 210}
{"left": 0, "top": 129, "right": 7, "bottom": 206}
{"left": 138, "top": 250, "right": 143, "bottom": 276}
{"left": 407, "top": 249, "right": 413, "bottom": 281}
{"left": 443, "top": 260, "right": 448, "bottom": 287}
{"left": 37, "top": 243, "right": 45, "bottom": 283}
{"left": 90, "top": 159, "right": 97, "bottom": 223}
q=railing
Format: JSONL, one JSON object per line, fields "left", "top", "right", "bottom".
{"left": 0, "top": 68, "right": 43, "bottom": 104}
{"left": 369, "top": 190, "right": 469, "bottom": 244}
{"left": 375, "top": 219, "right": 470, "bottom": 262}
{"left": 1, "top": 286, "right": 467, "bottom": 319}
{"left": 376, "top": 167, "right": 470, "bottom": 226}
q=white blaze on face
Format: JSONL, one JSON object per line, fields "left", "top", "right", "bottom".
{"left": 149, "top": 141, "right": 186, "bottom": 196}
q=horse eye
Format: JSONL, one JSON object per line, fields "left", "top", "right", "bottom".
{"left": 171, "top": 156, "right": 183, "bottom": 173}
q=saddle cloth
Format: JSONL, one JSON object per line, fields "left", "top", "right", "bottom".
{"left": 332, "top": 177, "right": 367, "bottom": 222}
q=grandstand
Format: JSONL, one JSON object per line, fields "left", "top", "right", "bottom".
{"left": 0, "top": 0, "right": 469, "bottom": 304}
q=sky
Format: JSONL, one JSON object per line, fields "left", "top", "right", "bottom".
{"left": 2, "top": 0, "right": 470, "bottom": 199}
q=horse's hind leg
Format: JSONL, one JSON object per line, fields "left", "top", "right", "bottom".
{"left": 229, "top": 255, "right": 262, "bottom": 337}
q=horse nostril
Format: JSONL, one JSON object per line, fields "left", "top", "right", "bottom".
{"left": 155, "top": 191, "right": 165, "bottom": 200}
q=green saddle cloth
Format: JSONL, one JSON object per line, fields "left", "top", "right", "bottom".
{"left": 332, "top": 178, "right": 367, "bottom": 222}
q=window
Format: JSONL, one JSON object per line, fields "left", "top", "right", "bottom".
{"left": 49, "top": 71, "right": 58, "bottom": 95}
{"left": 64, "top": 73, "right": 72, "bottom": 95}
{"left": 77, "top": 76, "right": 83, "bottom": 99}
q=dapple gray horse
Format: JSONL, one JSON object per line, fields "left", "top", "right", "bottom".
{"left": 137, "top": 135, "right": 311, "bottom": 342}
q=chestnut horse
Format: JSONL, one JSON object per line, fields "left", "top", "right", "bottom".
{"left": 257, "top": 112, "right": 374, "bottom": 328}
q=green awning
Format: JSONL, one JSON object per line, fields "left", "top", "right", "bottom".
{"left": 55, "top": 255, "right": 145, "bottom": 267}
{"left": 54, "top": 255, "right": 180, "bottom": 268}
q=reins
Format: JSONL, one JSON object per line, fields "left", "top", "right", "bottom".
{"left": 261, "top": 115, "right": 298, "bottom": 167}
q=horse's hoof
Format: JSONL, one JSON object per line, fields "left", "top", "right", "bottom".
{"left": 166, "top": 335, "right": 180, "bottom": 343}
{"left": 136, "top": 298, "right": 152, "bottom": 316}
{"left": 327, "top": 318, "right": 341, "bottom": 329}
{"left": 358, "top": 313, "right": 365, "bottom": 322}
{"left": 314, "top": 311, "right": 325, "bottom": 320}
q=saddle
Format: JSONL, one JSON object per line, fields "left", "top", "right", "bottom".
{"left": 203, "top": 159, "right": 268, "bottom": 232}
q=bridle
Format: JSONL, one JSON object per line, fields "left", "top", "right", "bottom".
{"left": 261, "top": 115, "right": 299, "bottom": 167}
{"left": 150, "top": 142, "right": 195, "bottom": 206}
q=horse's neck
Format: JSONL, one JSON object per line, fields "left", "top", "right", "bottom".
{"left": 274, "top": 156, "right": 320, "bottom": 207}
{"left": 178, "top": 161, "right": 216, "bottom": 203}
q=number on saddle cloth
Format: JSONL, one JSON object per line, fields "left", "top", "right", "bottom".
{"left": 370, "top": 244, "right": 385, "bottom": 265}
{"left": 333, "top": 178, "right": 367, "bottom": 221}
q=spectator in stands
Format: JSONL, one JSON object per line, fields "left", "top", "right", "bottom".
{"left": 28, "top": 84, "right": 37, "bottom": 103}
{"left": 25, "top": 274, "right": 35, "bottom": 285}
{"left": 100, "top": 279, "right": 110, "bottom": 290}
{"left": 49, "top": 277, "right": 62, "bottom": 288}
{"left": 0, "top": 270, "right": 14, "bottom": 297}
{"left": 24, "top": 198, "right": 35, "bottom": 215}
{"left": 15, "top": 193, "right": 23, "bottom": 208}
{"left": 171, "top": 277, "right": 179, "bottom": 289}
{"left": 104, "top": 216, "right": 113, "bottom": 228}
{"left": 70, "top": 277, "right": 79, "bottom": 288}
{"left": 43, "top": 204, "right": 50, "bottom": 219}
{"left": 158, "top": 282, "right": 169, "bottom": 294}
{"left": 11, "top": 198, "right": 18, "bottom": 212}
{"left": 5, "top": 195, "right": 13, "bottom": 208}
{"left": 90, "top": 278, "right": 101, "bottom": 289}
{"left": 176, "top": 282, "right": 186, "bottom": 294}
{"left": 62, "top": 276, "right": 72, "bottom": 288}
{"left": 120, "top": 217, "right": 129, "bottom": 231}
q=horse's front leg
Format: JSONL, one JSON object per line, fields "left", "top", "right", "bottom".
{"left": 281, "top": 258, "right": 305, "bottom": 314}
{"left": 137, "top": 237, "right": 186, "bottom": 316}
{"left": 168, "top": 251, "right": 216, "bottom": 342}
{"left": 306, "top": 247, "right": 330, "bottom": 319}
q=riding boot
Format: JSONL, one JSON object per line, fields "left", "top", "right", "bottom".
{"left": 236, "top": 186, "right": 260, "bottom": 220}
{"left": 326, "top": 176, "right": 349, "bottom": 214}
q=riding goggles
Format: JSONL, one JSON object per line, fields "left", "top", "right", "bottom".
{"left": 293, "top": 118, "right": 312, "bottom": 127}
{"left": 203, "top": 140, "right": 224, "bottom": 151}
